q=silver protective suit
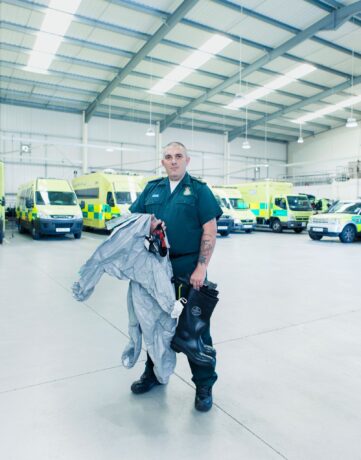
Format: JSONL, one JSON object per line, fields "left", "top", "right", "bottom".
{"left": 72, "top": 213, "right": 182, "bottom": 384}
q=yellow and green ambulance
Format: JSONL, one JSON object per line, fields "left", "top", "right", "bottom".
{"left": 16, "top": 178, "right": 83, "bottom": 240}
{"left": 72, "top": 172, "right": 142, "bottom": 230}
{"left": 314, "top": 197, "right": 333, "bottom": 213}
{"left": 0, "top": 161, "right": 5, "bottom": 244}
{"left": 236, "top": 181, "right": 313, "bottom": 233}
{"left": 307, "top": 200, "right": 361, "bottom": 243}
{"left": 211, "top": 185, "right": 256, "bottom": 233}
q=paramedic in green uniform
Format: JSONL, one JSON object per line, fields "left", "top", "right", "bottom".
{"left": 129, "top": 141, "right": 222, "bottom": 412}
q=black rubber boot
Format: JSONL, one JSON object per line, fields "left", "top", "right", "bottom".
{"left": 195, "top": 385, "right": 213, "bottom": 412}
{"left": 130, "top": 367, "right": 161, "bottom": 395}
{"left": 201, "top": 340, "right": 216, "bottom": 358}
{"left": 171, "top": 286, "right": 219, "bottom": 367}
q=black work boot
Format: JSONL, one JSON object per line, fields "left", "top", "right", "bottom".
{"left": 130, "top": 368, "right": 161, "bottom": 395}
{"left": 171, "top": 286, "right": 218, "bottom": 367}
{"left": 195, "top": 385, "right": 213, "bottom": 412}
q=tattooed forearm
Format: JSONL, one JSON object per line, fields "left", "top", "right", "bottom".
{"left": 198, "top": 219, "right": 217, "bottom": 266}
{"left": 198, "top": 233, "right": 214, "bottom": 265}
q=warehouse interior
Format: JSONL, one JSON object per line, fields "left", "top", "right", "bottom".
{"left": 0, "top": 0, "right": 361, "bottom": 459}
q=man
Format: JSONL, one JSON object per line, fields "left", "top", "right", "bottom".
{"left": 129, "top": 141, "right": 222, "bottom": 412}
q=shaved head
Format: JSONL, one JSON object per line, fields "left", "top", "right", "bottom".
{"left": 161, "top": 141, "right": 190, "bottom": 181}
{"left": 163, "top": 142, "right": 188, "bottom": 158}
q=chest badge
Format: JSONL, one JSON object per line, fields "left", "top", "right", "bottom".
{"left": 183, "top": 187, "right": 192, "bottom": 196}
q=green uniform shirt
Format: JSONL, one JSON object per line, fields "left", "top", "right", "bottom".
{"left": 129, "top": 173, "right": 222, "bottom": 277}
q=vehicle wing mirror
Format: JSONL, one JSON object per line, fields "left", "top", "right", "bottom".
{"left": 25, "top": 198, "right": 34, "bottom": 208}
{"left": 109, "top": 198, "right": 115, "bottom": 207}
{"left": 1, "top": 197, "right": 5, "bottom": 207}
{"left": 80, "top": 200, "right": 85, "bottom": 209}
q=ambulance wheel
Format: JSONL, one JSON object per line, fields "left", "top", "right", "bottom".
{"left": 294, "top": 228, "right": 303, "bottom": 233}
{"left": 219, "top": 230, "right": 230, "bottom": 237}
{"left": 271, "top": 219, "right": 282, "bottom": 233}
{"left": 339, "top": 224, "right": 356, "bottom": 243}
{"left": 309, "top": 231, "right": 323, "bottom": 241}
{"left": 74, "top": 232, "right": 82, "bottom": 239}
{"left": 31, "top": 225, "right": 41, "bottom": 240}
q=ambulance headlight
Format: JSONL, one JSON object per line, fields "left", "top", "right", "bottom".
{"left": 38, "top": 211, "right": 51, "bottom": 219}
{"left": 74, "top": 211, "right": 83, "bottom": 219}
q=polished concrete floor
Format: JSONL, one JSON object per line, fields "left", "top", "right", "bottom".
{"left": 0, "top": 226, "right": 360, "bottom": 460}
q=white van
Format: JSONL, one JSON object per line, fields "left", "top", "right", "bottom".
{"left": 16, "top": 178, "right": 83, "bottom": 240}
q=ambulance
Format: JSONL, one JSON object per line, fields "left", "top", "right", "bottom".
{"left": 314, "top": 197, "right": 333, "bottom": 213}
{"left": 236, "top": 181, "right": 313, "bottom": 233}
{"left": 211, "top": 186, "right": 256, "bottom": 233}
{"left": 0, "top": 161, "right": 5, "bottom": 244}
{"left": 16, "top": 178, "right": 83, "bottom": 240}
{"left": 72, "top": 171, "right": 142, "bottom": 230}
{"left": 307, "top": 200, "right": 361, "bottom": 243}
{"left": 299, "top": 193, "right": 333, "bottom": 213}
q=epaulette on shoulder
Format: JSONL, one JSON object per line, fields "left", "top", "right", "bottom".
{"left": 190, "top": 175, "right": 206, "bottom": 185}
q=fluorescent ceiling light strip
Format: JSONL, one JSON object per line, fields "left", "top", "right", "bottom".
{"left": 293, "top": 94, "right": 361, "bottom": 123}
{"left": 226, "top": 63, "right": 316, "bottom": 110}
{"left": 150, "top": 34, "right": 232, "bottom": 95}
{"left": 24, "top": 0, "right": 81, "bottom": 73}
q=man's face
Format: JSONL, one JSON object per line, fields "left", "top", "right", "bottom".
{"left": 161, "top": 145, "right": 190, "bottom": 181}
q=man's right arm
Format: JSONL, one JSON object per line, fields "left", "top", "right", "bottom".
{"left": 129, "top": 185, "right": 164, "bottom": 233}
{"left": 129, "top": 187, "right": 148, "bottom": 213}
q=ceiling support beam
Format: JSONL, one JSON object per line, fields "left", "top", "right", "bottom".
{"left": 228, "top": 75, "right": 361, "bottom": 141}
{"left": 304, "top": 0, "right": 361, "bottom": 27}
{"left": 84, "top": 0, "right": 199, "bottom": 123}
{"left": 5, "top": 0, "right": 359, "bottom": 77}
{"left": 212, "top": 0, "right": 361, "bottom": 57}
{"left": 160, "top": 0, "right": 361, "bottom": 133}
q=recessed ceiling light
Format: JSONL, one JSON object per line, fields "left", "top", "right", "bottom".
{"left": 293, "top": 95, "right": 361, "bottom": 124}
{"left": 24, "top": 0, "right": 82, "bottom": 73}
{"left": 150, "top": 35, "right": 232, "bottom": 95}
{"left": 225, "top": 64, "right": 316, "bottom": 110}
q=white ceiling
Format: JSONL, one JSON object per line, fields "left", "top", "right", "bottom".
{"left": 1, "top": 0, "right": 361, "bottom": 143}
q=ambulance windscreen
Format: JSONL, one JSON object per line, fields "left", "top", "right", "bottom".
{"left": 287, "top": 196, "right": 312, "bottom": 211}
{"left": 115, "top": 191, "right": 132, "bottom": 204}
{"left": 36, "top": 191, "right": 77, "bottom": 206}
{"left": 229, "top": 198, "right": 248, "bottom": 210}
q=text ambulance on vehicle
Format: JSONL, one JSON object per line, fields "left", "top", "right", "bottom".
{"left": 308, "top": 200, "right": 361, "bottom": 243}
{"left": 72, "top": 171, "right": 142, "bottom": 230}
{"left": 0, "top": 161, "right": 5, "bottom": 244}
{"left": 16, "top": 178, "right": 83, "bottom": 240}
{"left": 212, "top": 186, "right": 256, "bottom": 233}
{"left": 236, "top": 181, "right": 313, "bottom": 233}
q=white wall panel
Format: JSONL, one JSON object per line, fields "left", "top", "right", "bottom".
{"left": 288, "top": 124, "right": 361, "bottom": 200}
{"left": 229, "top": 137, "right": 287, "bottom": 182}
{"left": 0, "top": 104, "right": 286, "bottom": 201}
{"left": 294, "top": 179, "right": 361, "bottom": 201}
{"left": 288, "top": 124, "right": 361, "bottom": 176}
